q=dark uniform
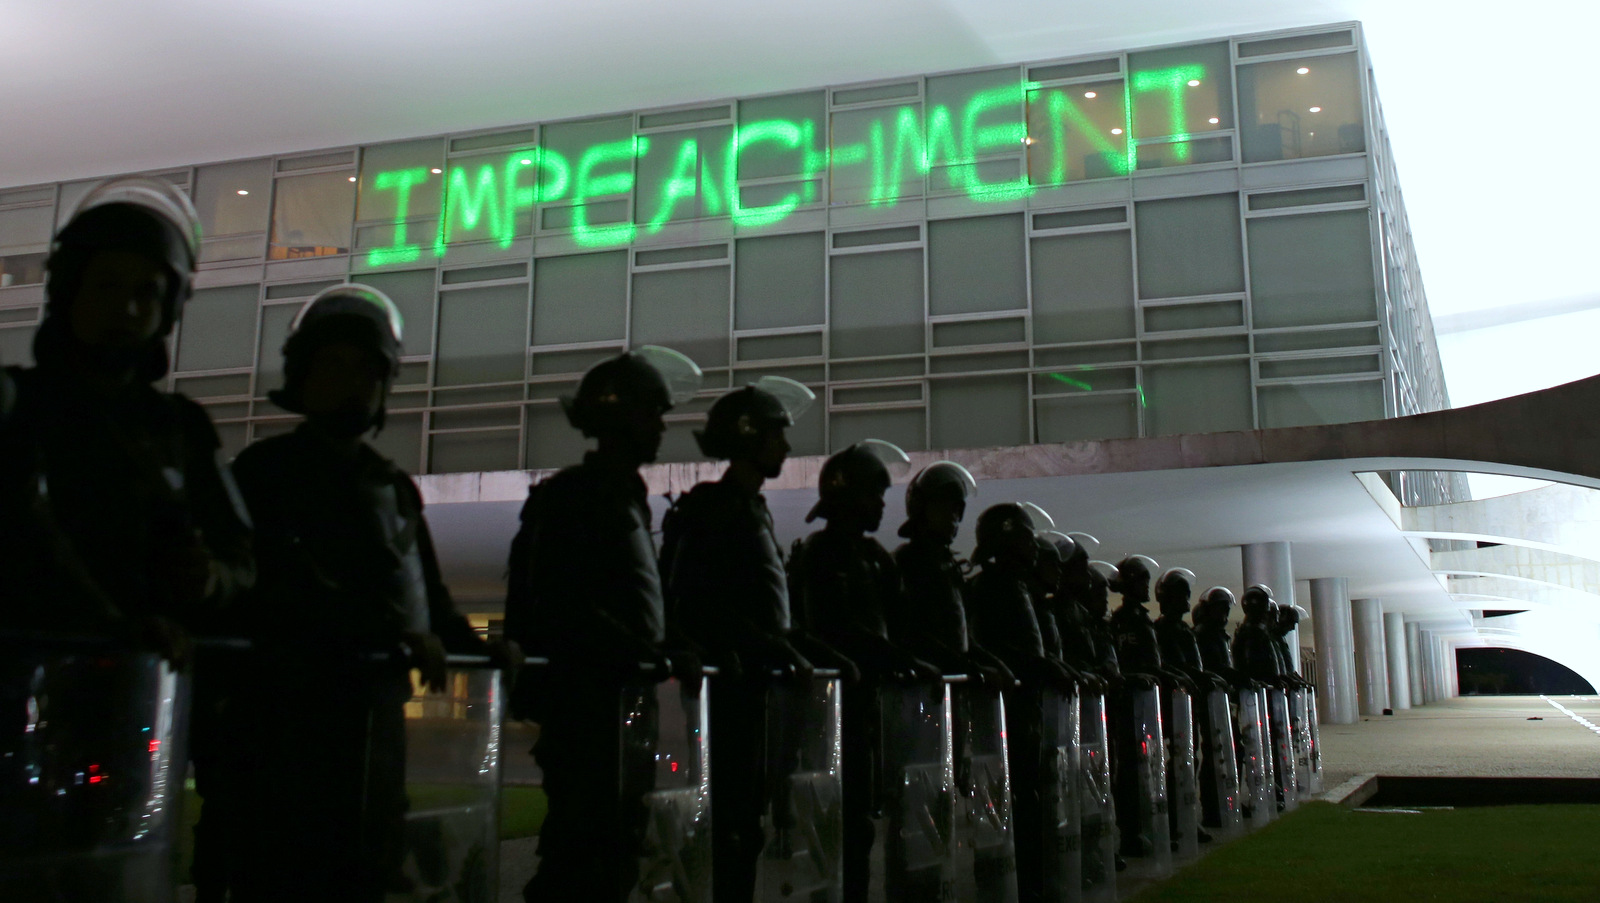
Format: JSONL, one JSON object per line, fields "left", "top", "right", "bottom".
{"left": 507, "top": 452, "right": 666, "bottom": 901}
{"left": 231, "top": 423, "right": 486, "bottom": 902}
{"left": 663, "top": 476, "right": 796, "bottom": 902}
{"left": 1231, "top": 613, "right": 1282, "bottom": 685}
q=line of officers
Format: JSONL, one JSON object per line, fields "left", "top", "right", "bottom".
{"left": 0, "top": 177, "right": 1314, "bottom": 903}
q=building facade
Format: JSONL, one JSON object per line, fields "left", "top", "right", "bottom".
{"left": 0, "top": 21, "right": 1449, "bottom": 491}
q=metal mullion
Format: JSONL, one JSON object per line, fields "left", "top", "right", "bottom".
{"left": 926, "top": 310, "right": 1029, "bottom": 325}
{"left": 436, "top": 277, "right": 529, "bottom": 293}
{"left": 1126, "top": 189, "right": 1146, "bottom": 437}
{"left": 1136, "top": 291, "right": 1245, "bottom": 309}
{"left": 1255, "top": 372, "right": 1383, "bottom": 389}
{"left": 1233, "top": 44, "right": 1359, "bottom": 68}
{"left": 827, "top": 240, "right": 923, "bottom": 258}
{"left": 1243, "top": 199, "right": 1369, "bottom": 220}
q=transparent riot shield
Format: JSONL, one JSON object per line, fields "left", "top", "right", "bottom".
{"left": 0, "top": 645, "right": 188, "bottom": 903}
{"left": 1076, "top": 694, "right": 1116, "bottom": 903}
{"left": 1265, "top": 689, "right": 1298, "bottom": 814}
{"left": 869, "top": 682, "right": 956, "bottom": 902}
{"left": 952, "top": 685, "right": 1017, "bottom": 903}
{"left": 1039, "top": 688, "right": 1080, "bottom": 903}
{"left": 1287, "top": 688, "right": 1313, "bottom": 801}
{"left": 398, "top": 665, "right": 504, "bottom": 902}
{"left": 1124, "top": 686, "right": 1171, "bottom": 880}
{"left": 627, "top": 676, "right": 712, "bottom": 903}
{"left": 1234, "top": 688, "right": 1273, "bottom": 828}
{"left": 1200, "top": 689, "right": 1242, "bottom": 837}
{"left": 1164, "top": 689, "right": 1200, "bottom": 863}
{"left": 757, "top": 674, "right": 843, "bottom": 903}
{"left": 1304, "top": 688, "right": 1324, "bottom": 795}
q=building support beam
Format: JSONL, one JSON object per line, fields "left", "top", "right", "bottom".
{"left": 1353, "top": 598, "right": 1390, "bottom": 716}
{"left": 1384, "top": 611, "right": 1411, "bottom": 710}
{"left": 1405, "top": 622, "right": 1425, "bottom": 706}
{"left": 1309, "top": 577, "right": 1357, "bottom": 724}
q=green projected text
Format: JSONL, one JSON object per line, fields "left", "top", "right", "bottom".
{"left": 363, "top": 65, "right": 1212, "bottom": 266}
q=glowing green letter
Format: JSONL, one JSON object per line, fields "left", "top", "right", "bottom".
{"left": 1130, "top": 65, "right": 1205, "bottom": 162}
{"left": 962, "top": 84, "right": 1032, "bottom": 202}
{"left": 727, "top": 120, "right": 804, "bottom": 228}
{"left": 366, "top": 167, "right": 430, "bottom": 267}
{"left": 644, "top": 138, "right": 701, "bottom": 233}
{"left": 572, "top": 137, "right": 642, "bottom": 247}
{"left": 434, "top": 164, "right": 505, "bottom": 256}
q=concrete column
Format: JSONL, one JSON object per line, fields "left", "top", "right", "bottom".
{"left": 1308, "top": 577, "right": 1357, "bottom": 724}
{"left": 1422, "top": 632, "right": 1440, "bottom": 703}
{"left": 1383, "top": 611, "right": 1411, "bottom": 710}
{"left": 1444, "top": 641, "right": 1459, "bottom": 698}
{"left": 1405, "top": 622, "right": 1424, "bottom": 706}
{"left": 1417, "top": 631, "right": 1433, "bottom": 703}
{"left": 1352, "top": 598, "right": 1390, "bottom": 716}
{"left": 1243, "top": 542, "right": 1299, "bottom": 671}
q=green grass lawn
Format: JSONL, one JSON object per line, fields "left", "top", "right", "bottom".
{"left": 176, "top": 784, "right": 547, "bottom": 883}
{"left": 1131, "top": 801, "right": 1600, "bottom": 902}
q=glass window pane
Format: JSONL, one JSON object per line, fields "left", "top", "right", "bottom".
{"left": 1238, "top": 53, "right": 1366, "bottom": 163}
{"left": 435, "top": 284, "right": 529, "bottom": 386}
{"left": 928, "top": 214, "right": 1025, "bottom": 315}
{"left": 1030, "top": 230, "right": 1135, "bottom": 343}
{"left": 1026, "top": 79, "right": 1130, "bottom": 184}
{"left": 1142, "top": 359, "right": 1252, "bottom": 436}
{"left": 1134, "top": 194, "right": 1243, "bottom": 299}
{"left": 736, "top": 91, "right": 827, "bottom": 182}
{"left": 735, "top": 232, "right": 825, "bottom": 330}
{"left": 177, "top": 285, "right": 259, "bottom": 372}
{"left": 1035, "top": 393, "right": 1138, "bottom": 442}
{"left": 830, "top": 406, "right": 925, "bottom": 453}
{"left": 630, "top": 265, "right": 731, "bottom": 368}
{"left": 429, "top": 430, "right": 520, "bottom": 474}
{"left": 1248, "top": 209, "right": 1376, "bottom": 328}
{"left": 0, "top": 252, "right": 47, "bottom": 287}
{"left": 0, "top": 325, "right": 37, "bottom": 367}
{"left": 930, "top": 375, "right": 1028, "bottom": 449}
{"left": 358, "top": 269, "right": 436, "bottom": 356}
{"left": 1134, "top": 134, "right": 1233, "bottom": 171}
{"left": 525, "top": 402, "right": 590, "bottom": 470}
{"left": 829, "top": 249, "right": 925, "bottom": 358}
{"left": 371, "top": 412, "right": 424, "bottom": 475}
{"left": 255, "top": 304, "right": 299, "bottom": 400}
{"left": 1258, "top": 380, "right": 1383, "bottom": 428}
{"left": 830, "top": 104, "right": 923, "bottom": 207}
{"left": 541, "top": 116, "right": 635, "bottom": 245}
{"left": 193, "top": 159, "right": 273, "bottom": 243}
{"left": 532, "top": 251, "right": 627, "bottom": 346}
{"left": 634, "top": 126, "right": 732, "bottom": 230}
{"left": 0, "top": 205, "right": 54, "bottom": 250}
{"left": 357, "top": 139, "right": 445, "bottom": 223}
{"left": 437, "top": 149, "right": 538, "bottom": 248}
{"left": 926, "top": 67, "right": 1027, "bottom": 199}
{"left": 269, "top": 171, "right": 354, "bottom": 260}
{"left": 1127, "top": 42, "right": 1233, "bottom": 163}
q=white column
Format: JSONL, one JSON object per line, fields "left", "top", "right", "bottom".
{"left": 1309, "top": 577, "right": 1357, "bottom": 724}
{"left": 1384, "top": 611, "right": 1411, "bottom": 710}
{"left": 1243, "top": 542, "right": 1299, "bottom": 671}
{"left": 1423, "top": 632, "right": 1441, "bottom": 703}
{"left": 1405, "top": 622, "right": 1425, "bottom": 706}
{"left": 1444, "top": 641, "right": 1459, "bottom": 698}
{"left": 1352, "top": 598, "right": 1390, "bottom": 716}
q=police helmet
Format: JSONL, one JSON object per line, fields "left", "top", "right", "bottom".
{"left": 694, "top": 376, "right": 814, "bottom": 459}
{"left": 972, "top": 502, "right": 1039, "bottom": 565}
{"left": 45, "top": 177, "right": 202, "bottom": 336}
{"left": 564, "top": 345, "right": 702, "bottom": 437}
{"left": 268, "top": 284, "right": 404, "bottom": 418}
{"left": 903, "top": 460, "right": 977, "bottom": 517}
{"left": 1112, "top": 554, "right": 1160, "bottom": 597}
{"left": 805, "top": 439, "right": 909, "bottom": 522}
{"left": 1195, "top": 586, "right": 1237, "bottom": 623}
{"left": 1241, "top": 583, "right": 1275, "bottom": 616}
{"left": 1156, "top": 567, "right": 1198, "bottom": 599}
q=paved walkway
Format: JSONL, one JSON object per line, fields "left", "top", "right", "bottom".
{"left": 1319, "top": 695, "right": 1600, "bottom": 788}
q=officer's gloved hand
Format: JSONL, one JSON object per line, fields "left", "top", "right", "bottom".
{"left": 768, "top": 644, "right": 814, "bottom": 684}
{"left": 967, "top": 656, "right": 1016, "bottom": 691}
{"left": 402, "top": 630, "right": 449, "bottom": 692}
{"left": 1123, "top": 670, "right": 1159, "bottom": 691}
{"left": 666, "top": 649, "right": 706, "bottom": 690}
{"left": 487, "top": 639, "right": 523, "bottom": 690}
{"left": 886, "top": 650, "right": 941, "bottom": 684}
{"left": 127, "top": 614, "right": 193, "bottom": 670}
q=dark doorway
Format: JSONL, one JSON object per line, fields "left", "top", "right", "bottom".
{"left": 1458, "top": 647, "right": 1594, "bottom": 696}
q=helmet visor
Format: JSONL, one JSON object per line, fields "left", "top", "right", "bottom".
{"left": 1017, "top": 501, "right": 1054, "bottom": 531}
{"left": 71, "top": 177, "right": 202, "bottom": 261}
{"left": 752, "top": 375, "right": 816, "bottom": 423}
{"left": 294, "top": 283, "right": 404, "bottom": 345}
{"left": 634, "top": 345, "right": 703, "bottom": 406}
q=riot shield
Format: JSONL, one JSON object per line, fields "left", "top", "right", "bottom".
{"left": 756, "top": 674, "right": 843, "bottom": 903}
{"left": 868, "top": 681, "right": 956, "bottom": 902}
{"left": 1304, "top": 688, "right": 1324, "bottom": 795}
{"left": 1265, "top": 689, "right": 1298, "bottom": 814}
{"left": 1200, "top": 689, "right": 1241, "bottom": 837}
{"left": 1039, "top": 688, "right": 1080, "bottom": 903}
{"left": 1164, "top": 689, "right": 1200, "bottom": 863}
{"left": 1076, "top": 693, "right": 1116, "bottom": 903}
{"left": 952, "top": 685, "right": 1018, "bottom": 903}
{"left": 0, "top": 645, "right": 188, "bottom": 903}
{"left": 1233, "top": 689, "right": 1273, "bottom": 828}
{"left": 1124, "top": 686, "right": 1171, "bottom": 880}
{"left": 398, "top": 666, "right": 504, "bottom": 902}
{"left": 1287, "top": 688, "right": 1313, "bottom": 802}
{"left": 628, "top": 676, "right": 713, "bottom": 903}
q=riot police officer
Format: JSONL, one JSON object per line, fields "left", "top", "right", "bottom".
{"left": 0, "top": 179, "right": 254, "bottom": 902}
{"left": 788, "top": 440, "right": 935, "bottom": 902}
{"left": 1272, "top": 604, "right": 1310, "bottom": 687}
{"left": 1231, "top": 585, "right": 1286, "bottom": 686}
{"left": 1154, "top": 569, "right": 1226, "bottom": 692}
{"left": 1192, "top": 587, "right": 1241, "bottom": 685}
{"left": 504, "top": 345, "right": 700, "bottom": 903}
{"left": 660, "top": 377, "right": 816, "bottom": 903}
{"left": 231, "top": 284, "right": 515, "bottom": 902}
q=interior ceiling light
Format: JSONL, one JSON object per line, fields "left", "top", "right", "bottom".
{"left": 1187, "top": 79, "right": 1201, "bottom": 87}
{"left": 1209, "top": 117, "right": 1220, "bottom": 124}
{"left": 1297, "top": 67, "right": 1311, "bottom": 75}
{"left": 1309, "top": 106, "right": 1323, "bottom": 113}
{"left": 1084, "top": 91, "right": 1097, "bottom": 98}
{"left": 1110, "top": 127, "right": 1124, "bottom": 135}
{"left": 430, "top": 168, "right": 442, "bottom": 174}
{"left": 348, "top": 176, "right": 356, "bottom": 181}
{"left": 521, "top": 158, "right": 533, "bottom": 165}
{"left": 235, "top": 189, "right": 248, "bottom": 195}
